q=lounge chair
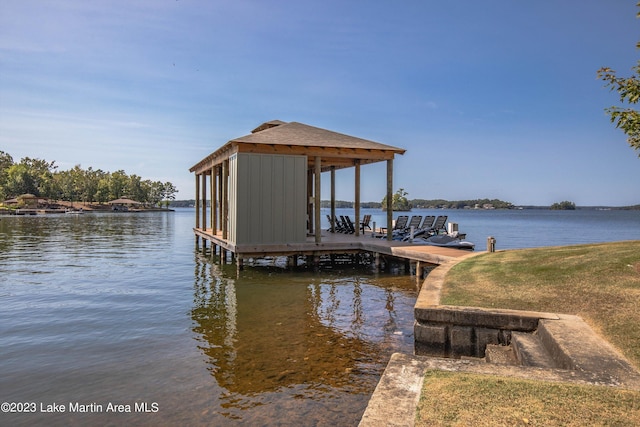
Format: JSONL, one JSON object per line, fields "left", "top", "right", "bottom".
{"left": 342, "top": 215, "right": 356, "bottom": 233}
{"left": 402, "top": 215, "right": 449, "bottom": 240}
{"left": 379, "top": 215, "right": 408, "bottom": 236}
{"left": 391, "top": 215, "right": 423, "bottom": 240}
{"left": 326, "top": 215, "right": 345, "bottom": 233}
{"left": 404, "top": 215, "right": 433, "bottom": 240}
{"left": 360, "top": 214, "right": 372, "bottom": 232}
{"left": 336, "top": 215, "right": 349, "bottom": 233}
{"left": 430, "top": 215, "right": 448, "bottom": 235}
{"left": 406, "top": 215, "right": 423, "bottom": 231}
{"left": 408, "top": 216, "right": 436, "bottom": 238}
{"left": 394, "top": 215, "right": 409, "bottom": 230}
{"left": 326, "top": 215, "right": 334, "bottom": 232}
{"left": 420, "top": 215, "right": 436, "bottom": 231}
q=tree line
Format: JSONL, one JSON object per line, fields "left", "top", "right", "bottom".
{"left": 0, "top": 151, "right": 178, "bottom": 206}
{"left": 411, "top": 198, "right": 514, "bottom": 209}
{"left": 320, "top": 197, "right": 514, "bottom": 210}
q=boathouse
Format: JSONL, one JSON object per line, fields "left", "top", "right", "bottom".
{"left": 190, "top": 120, "right": 474, "bottom": 272}
{"left": 190, "top": 120, "right": 405, "bottom": 247}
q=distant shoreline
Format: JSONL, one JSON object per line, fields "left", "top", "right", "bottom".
{"left": 1, "top": 201, "right": 174, "bottom": 215}
{"left": 168, "top": 200, "right": 640, "bottom": 211}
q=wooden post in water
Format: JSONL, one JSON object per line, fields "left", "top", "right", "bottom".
{"left": 217, "top": 165, "right": 223, "bottom": 235}
{"left": 194, "top": 173, "right": 201, "bottom": 250}
{"left": 195, "top": 173, "right": 200, "bottom": 230}
{"left": 214, "top": 166, "right": 218, "bottom": 236}
{"left": 201, "top": 173, "right": 207, "bottom": 256}
{"left": 286, "top": 255, "right": 299, "bottom": 269}
{"left": 355, "top": 160, "right": 360, "bottom": 237}
{"left": 201, "top": 172, "right": 207, "bottom": 234}
{"left": 314, "top": 156, "right": 321, "bottom": 244}
{"left": 330, "top": 167, "right": 336, "bottom": 233}
{"left": 416, "top": 261, "right": 424, "bottom": 287}
{"left": 222, "top": 160, "right": 229, "bottom": 240}
{"left": 211, "top": 184, "right": 218, "bottom": 251}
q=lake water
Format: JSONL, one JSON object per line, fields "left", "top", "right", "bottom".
{"left": 1, "top": 207, "right": 639, "bottom": 426}
{"left": 346, "top": 207, "right": 640, "bottom": 250}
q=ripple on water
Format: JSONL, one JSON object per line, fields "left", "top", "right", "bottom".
{"left": 0, "top": 211, "right": 419, "bottom": 426}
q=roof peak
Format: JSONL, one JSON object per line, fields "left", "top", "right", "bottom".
{"left": 251, "top": 120, "right": 288, "bottom": 133}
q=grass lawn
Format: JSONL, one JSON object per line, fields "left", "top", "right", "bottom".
{"left": 417, "top": 371, "right": 640, "bottom": 426}
{"left": 416, "top": 241, "right": 640, "bottom": 426}
{"left": 441, "top": 240, "right": 640, "bottom": 366}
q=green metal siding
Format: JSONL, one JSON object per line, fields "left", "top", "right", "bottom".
{"left": 229, "top": 153, "right": 307, "bottom": 245}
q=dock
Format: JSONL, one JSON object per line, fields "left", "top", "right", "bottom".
{"left": 189, "top": 121, "right": 474, "bottom": 275}
{"left": 194, "top": 227, "right": 472, "bottom": 273}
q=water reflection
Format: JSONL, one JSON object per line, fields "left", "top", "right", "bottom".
{"left": 0, "top": 212, "right": 418, "bottom": 426}
{"left": 190, "top": 253, "right": 417, "bottom": 423}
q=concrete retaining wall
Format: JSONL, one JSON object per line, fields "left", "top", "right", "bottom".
{"left": 414, "top": 305, "right": 558, "bottom": 358}
{"left": 413, "top": 257, "right": 557, "bottom": 359}
{"left": 413, "top": 258, "right": 640, "bottom": 389}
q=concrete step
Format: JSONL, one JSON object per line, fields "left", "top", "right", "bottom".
{"left": 485, "top": 344, "right": 518, "bottom": 365}
{"left": 512, "top": 331, "right": 557, "bottom": 369}
{"left": 537, "top": 316, "right": 640, "bottom": 386}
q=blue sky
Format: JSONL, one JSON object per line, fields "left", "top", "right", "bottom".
{"left": 1, "top": 0, "right": 639, "bottom": 206}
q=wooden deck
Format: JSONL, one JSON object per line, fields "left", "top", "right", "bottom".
{"left": 194, "top": 228, "right": 474, "bottom": 266}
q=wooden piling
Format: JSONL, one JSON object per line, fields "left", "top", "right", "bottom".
{"left": 416, "top": 261, "right": 424, "bottom": 287}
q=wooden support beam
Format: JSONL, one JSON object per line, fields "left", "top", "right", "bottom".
{"left": 386, "top": 159, "right": 393, "bottom": 241}
{"left": 214, "top": 166, "right": 218, "bottom": 234}
{"left": 314, "top": 156, "right": 321, "bottom": 244}
{"left": 307, "top": 169, "right": 314, "bottom": 234}
{"left": 217, "top": 166, "right": 223, "bottom": 235}
{"left": 286, "top": 255, "right": 299, "bottom": 269}
{"left": 222, "top": 159, "right": 229, "bottom": 240}
{"left": 201, "top": 172, "right": 207, "bottom": 233}
{"left": 355, "top": 160, "right": 361, "bottom": 237}
{"left": 330, "top": 166, "right": 336, "bottom": 233}
{"left": 195, "top": 173, "right": 200, "bottom": 229}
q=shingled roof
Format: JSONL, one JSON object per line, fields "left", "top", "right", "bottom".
{"left": 190, "top": 121, "right": 405, "bottom": 174}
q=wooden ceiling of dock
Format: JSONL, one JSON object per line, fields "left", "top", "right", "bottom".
{"left": 189, "top": 121, "right": 406, "bottom": 175}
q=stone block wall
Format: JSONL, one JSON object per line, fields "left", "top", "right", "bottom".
{"left": 414, "top": 306, "right": 558, "bottom": 358}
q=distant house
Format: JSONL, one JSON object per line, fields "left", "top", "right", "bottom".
{"left": 4, "top": 194, "right": 42, "bottom": 208}
{"left": 108, "top": 198, "right": 142, "bottom": 211}
{"left": 189, "top": 120, "right": 406, "bottom": 246}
